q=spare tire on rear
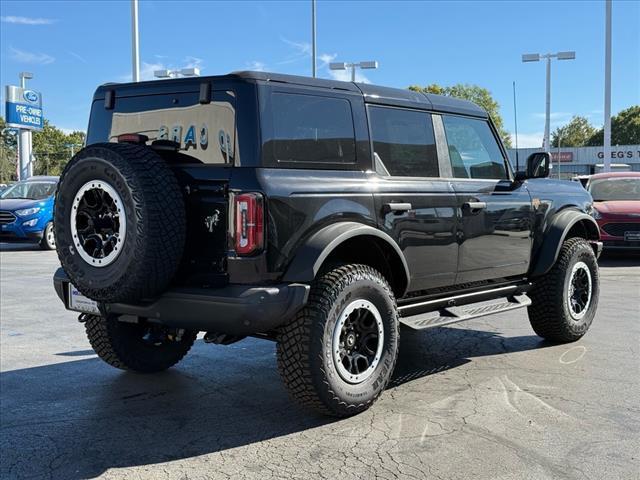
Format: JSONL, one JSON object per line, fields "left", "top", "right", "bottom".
{"left": 54, "top": 142, "right": 186, "bottom": 303}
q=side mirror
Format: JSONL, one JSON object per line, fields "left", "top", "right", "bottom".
{"left": 519, "top": 152, "right": 551, "bottom": 179}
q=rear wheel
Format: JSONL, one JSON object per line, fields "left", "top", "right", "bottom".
{"left": 528, "top": 237, "right": 599, "bottom": 343}
{"left": 40, "top": 222, "right": 55, "bottom": 250}
{"left": 277, "top": 264, "right": 399, "bottom": 417}
{"left": 85, "top": 315, "right": 197, "bottom": 373}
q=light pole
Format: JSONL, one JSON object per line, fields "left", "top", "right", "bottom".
{"left": 131, "top": 0, "right": 140, "bottom": 82}
{"left": 18, "top": 72, "right": 34, "bottom": 180}
{"left": 311, "top": 0, "right": 317, "bottom": 77}
{"left": 522, "top": 51, "right": 575, "bottom": 152}
{"left": 603, "top": 0, "right": 612, "bottom": 172}
{"left": 329, "top": 61, "right": 378, "bottom": 82}
{"left": 153, "top": 68, "right": 201, "bottom": 79}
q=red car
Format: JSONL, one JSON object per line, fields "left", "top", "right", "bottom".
{"left": 587, "top": 172, "right": 640, "bottom": 250}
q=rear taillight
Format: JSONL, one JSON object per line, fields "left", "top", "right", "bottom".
{"left": 234, "top": 193, "right": 264, "bottom": 256}
{"left": 117, "top": 133, "right": 149, "bottom": 144}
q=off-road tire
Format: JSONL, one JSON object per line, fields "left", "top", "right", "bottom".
{"left": 528, "top": 237, "right": 599, "bottom": 343}
{"left": 277, "top": 264, "right": 399, "bottom": 417}
{"left": 40, "top": 222, "right": 55, "bottom": 250}
{"left": 85, "top": 315, "right": 197, "bottom": 373}
{"left": 54, "top": 143, "right": 185, "bottom": 303}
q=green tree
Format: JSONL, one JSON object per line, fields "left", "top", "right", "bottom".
{"left": 0, "top": 117, "right": 86, "bottom": 181}
{"left": 551, "top": 115, "right": 596, "bottom": 147}
{"left": 587, "top": 105, "right": 640, "bottom": 146}
{"left": 31, "top": 120, "right": 86, "bottom": 175}
{"left": 0, "top": 116, "right": 18, "bottom": 183}
{"left": 408, "top": 83, "right": 512, "bottom": 148}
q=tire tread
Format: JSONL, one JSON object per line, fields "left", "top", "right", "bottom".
{"left": 528, "top": 237, "right": 599, "bottom": 343}
{"left": 84, "top": 315, "right": 197, "bottom": 373}
{"left": 277, "top": 264, "right": 398, "bottom": 417}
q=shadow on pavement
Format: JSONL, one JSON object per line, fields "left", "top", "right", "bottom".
{"left": 1, "top": 326, "right": 549, "bottom": 479}
{"left": 0, "top": 241, "right": 44, "bottom": 252}
{"left": 55, "top": 349, "right": 97, "bottom": 357}
{"left": 390, "top": 326, "right": 550, "bottom": 387}
{"left": 598, "top": 251, "right": 640, "bottom": 267}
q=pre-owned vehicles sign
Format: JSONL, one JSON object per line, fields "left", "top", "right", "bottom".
{"left": 5, "top": 85, "right": 43, "bottom": 131}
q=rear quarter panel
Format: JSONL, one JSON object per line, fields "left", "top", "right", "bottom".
{"left": 245, "top": 168, "right": 377, "bottom": 276}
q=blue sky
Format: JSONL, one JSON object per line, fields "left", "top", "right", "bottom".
{"left": 1, "top": 0, "right": 638, "bottom": 147}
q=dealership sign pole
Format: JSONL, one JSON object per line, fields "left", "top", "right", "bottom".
{"left": 5, "top": 72, "right": 43, "bottom": 181}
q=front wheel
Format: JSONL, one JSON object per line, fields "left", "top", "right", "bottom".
{"left": 277, "top": 264, "right": 399, "bottom": 417}
{"left": 528, "top": 237, "right": 599, "bottom": 343}
{"left": 85, "top": 315, "right": 197, "bottom": 373}
{"left": 39, "top": 222, "right": 55, "bottom": 250}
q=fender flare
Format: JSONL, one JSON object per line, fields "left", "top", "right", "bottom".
{"left": 282, "top": 221, "right": 411, "bottom": 296}
{"left": 530, "top": 209, "right": 600, "bottom": 278}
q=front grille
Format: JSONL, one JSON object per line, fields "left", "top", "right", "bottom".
{"left": 0, "top": 211, "right": 16, "bottom": 225}
{"left": 602, "top": 222, "right": 640, "bottom": 237}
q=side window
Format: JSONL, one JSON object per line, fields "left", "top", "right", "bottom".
{"left": 270, "top": 92, "right": 356, "bottom": 165}
{"left": 442, "top": 115, "right": 507, "bottom": 179}
{"left": 369, "top": 106, "right": 439, "bottom": 177}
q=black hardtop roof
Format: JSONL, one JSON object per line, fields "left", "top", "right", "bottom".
{"left": 94, "top": 71, "right": 487, "bottom": 118}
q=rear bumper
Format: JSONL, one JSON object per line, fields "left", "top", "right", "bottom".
{"left": 53, "top": 268, "right": 310, "bottom": 335}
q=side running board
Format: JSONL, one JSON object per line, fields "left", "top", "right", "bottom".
{"left": 400, "top": 294, "right": 531, "bottom": 330}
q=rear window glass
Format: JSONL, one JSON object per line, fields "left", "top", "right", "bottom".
{"left": 269, "top": 93, "right": 356, "bottom": 165}
{"left": 368, "top": 105, "right": 438, "bottom": 177}
{"left": 87, "top": 90, "right": 237, "bottom": 164}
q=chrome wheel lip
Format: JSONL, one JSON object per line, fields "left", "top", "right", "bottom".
{"left": 567, "top": 261, "right": 592, "bottom": 320}
{"left": 70, "top": 180, "right": 126, "bottom": 268}
{"left": 332, "top": 299, "right": 384, "bottom": 385}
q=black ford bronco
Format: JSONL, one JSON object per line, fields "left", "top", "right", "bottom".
{"left": 53, "top": 72, "right": 602, "bottom": 417}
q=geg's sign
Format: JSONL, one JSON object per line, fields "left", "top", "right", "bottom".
{"left": 597, "top": 149, "right": 640, "bottom": 160}
{"left": 5, "top": 85, "right": 43, "bottom": 131}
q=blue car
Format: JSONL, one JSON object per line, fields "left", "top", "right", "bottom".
{"left": 0, "top": 176, "right": 59, "bottom": 250}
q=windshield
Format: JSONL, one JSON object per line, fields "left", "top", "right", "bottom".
{"left": 0, "top": 182, "right": 57, "bottom": 200}
{"left": 588, "top": 177, "right": 640, "bottom": 202}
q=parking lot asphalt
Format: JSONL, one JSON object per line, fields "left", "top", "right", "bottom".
{"left": 1, "top": 243, "right": 639, "bottom": 480}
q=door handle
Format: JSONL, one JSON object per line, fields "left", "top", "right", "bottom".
{"left": 384, "top": 202, "right": 412, "bottom": 212}
{"left": 463, "top": 201, "right": 487, "bottom": 212}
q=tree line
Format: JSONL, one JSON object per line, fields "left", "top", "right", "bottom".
{"left": 551, "top": 105, "right": 640, "bottom": 148}
{"left": 408, "top": 84, "right": 639, "bottom": 152}
{"left": 408, "top": 83, "right": 512, "bottom": 148}
{"left": 0, "top": 117, "right": 86, "bottom": 183}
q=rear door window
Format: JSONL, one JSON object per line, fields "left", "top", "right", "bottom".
{"left": 368, "top": 105, "right": 439, "bottom": 177}
{"left": 266, "top": 92, "right": 356, "bottom": 166}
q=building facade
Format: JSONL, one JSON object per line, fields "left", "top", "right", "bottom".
{"left": 507, "top": 145, "right": 640, "bottom": 179}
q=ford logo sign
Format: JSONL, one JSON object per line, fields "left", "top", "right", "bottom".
{"left": 23, "top": 90, "right": 39, "bottom": 103}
